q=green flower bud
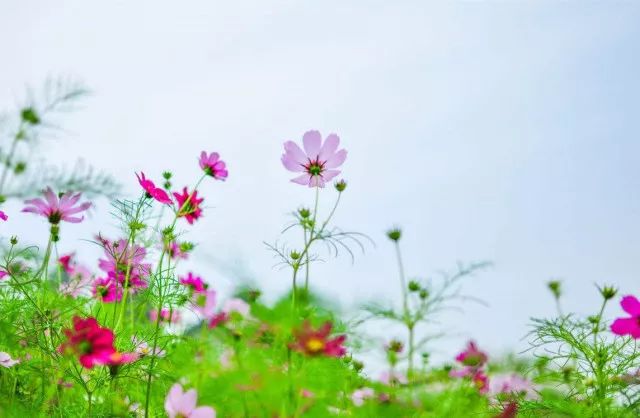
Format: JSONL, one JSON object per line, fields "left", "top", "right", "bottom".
{"left": 334, "top": 179, "right": 347, "bottom": 192}
{"left": 21, "top": 107, "right": 40, "bottom": 125}
{"left": 386, "top": 227, "right": 402, "bottom": 242}
{"left": 598, "top": 285, "right": 617, "bottom": 301}
{"left": 547, "top": 280, "right": 562, "bottom": 299}
{"left": 408, "top": 280, "right": 420, "bottom": 292}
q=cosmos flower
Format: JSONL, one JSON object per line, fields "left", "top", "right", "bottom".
{"left": 92, "top": 276, "right": 123, "bottom": 303}
{"left": 192, "top": 290, "right": 217, "bottom": 318}
{"left": 0, "top": 210, "right": 7, "bottom": 221}
{"left": 489, "top": 374, "right": 538, "bottom": 399}
{"left": 164, "top": 383, "right": 216, "bottom": 418}
{"left": 173, "top": 188, "right": 204, "bottom": 224}
{"left": 455, "top": 340, "right": 488, "bottom": 367}
{"left": 290, "top": 321, "right": 346, "bottom": 357}
{"left": 0, "top": 352, "right": 19, "bottom": 368}
{"left": 98, "top": 238, "right": 150, "bottom": 291}
{"left": 611, "top": 295, "right": 640, "bottom": 339}
{"left": 199, "top": 151, "right": 228, "bottom": 180}
{"left": 149, "top": 308, "right": 181, "bottom": 324}
{"left": 23, "top": 187, "right": 91, "bottom": 224}
{"left": 351, "top": 388, "right": 375, "bottom": 407}
{"left": 281, "top": 130, "right": 347, "bottom": 188}
{"left": 131, "top": 336, "right": 165, "bottom": 358}
{"left": 179, "top": 272, "right": 206, "bottom": 293}
{"left": 58, "top": 317, "right": 135, "bottom": 368}
{"left": 136, "top": 172, "right": 172, "bottom": 205}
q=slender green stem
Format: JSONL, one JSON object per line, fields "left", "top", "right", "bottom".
{"left": 0, "top": 122, "right": 24, "bottom": 194}
{"left": 304, "top": 186, "right": 320, "bottom": 291}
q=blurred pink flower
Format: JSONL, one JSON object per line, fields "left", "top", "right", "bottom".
{"left": 193, "top": 290, "right": 217, "bottom": 318}
{"left": 179, "top": 272, "right": 206, "bottom": 293}
{"left": 0, "top": 352, "right": 19, "bottom": 368}
{"left": 0, "top": 210, "right": 7, "bottom": 221}
{"left": 378, "top": 370, "right": 407, "bottom": 385}
{"left": 92, "top": 276, "right": 122, "bottom": 303}
{"left": 132, "top": 336, "right": 165, "bottom": 357}
{"left": 99, "top": 238, "right": 150, "bottom": 292}
{"left": 351, "top": 387, "right": 375, "bottom": 406}
{"left": 167, "top": 241, "right": 189, "bottom": 260}
{"left": 164, "top": 383, "right": 216, "bottom": 418}
{"left": 611, "top": 295, "right": 640, "bottom": 338}
{"left": 290, "top": 321, "right": 347, "bottom": 358}
{"left": 23, "top": 187, "right": 91, "bottom": 224}
{"left": 199, "top": 151, "right": 228, "bottom": 180}
{"left": 281, "top": 130, "right": 347, "bottom": 188}
{"left": 455, "top": 340, "right": 488, "bottom": 367}
{"left": 489, "top": 374, "right": 538, "bottom": 399}
{"left": 149, "top": 308, "right": 181, "bottom": 324}
{"left": 136, "top": 172, "right": 172, "bottom": 205}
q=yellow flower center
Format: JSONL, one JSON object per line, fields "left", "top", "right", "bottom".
{"left": 306, "top": 338, "right": 324, "bottom": 353}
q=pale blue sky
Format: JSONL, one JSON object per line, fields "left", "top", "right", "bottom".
{"left": 1, "top": 1, "right": 639, "bottom": 362}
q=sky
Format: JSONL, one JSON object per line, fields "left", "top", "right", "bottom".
{"left": 0, "top": 1, "right": 639, "bottom": 364}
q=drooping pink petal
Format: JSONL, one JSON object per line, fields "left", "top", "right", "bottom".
{"left": 281, "top": 154, "right": 305, "bottom": 172}
{"left": 621, "top": 295, "right": 640, "bottom": 316}
{"left": 291, "top": 174, "right": 311, "bottom": 186}
{"left": 321, "top": 169, "right": 341, "bottom": 182}
{"left": 180, "top": 389, "right": 198, "bottom": 413}
{"left": 191, "top": 406, "right": 217, "bottom": 418}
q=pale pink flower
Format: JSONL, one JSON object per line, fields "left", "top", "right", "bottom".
{"left": 378, "top": 370, "right": 407, "bottom": 385}
{"left": 199, "top": 151, "right": 228, "bottom": 180}
{"left": 23, "top": 187, "right": 91, "bottom": 224}
{"left": 222, "top": 298, "right": 251, "bottom": 317}
{"left": 164, "top": 383, "right": 216, "bottom": 418}
{"left": 60, "top": 264, "right": 94, "bottom": 298}
{"left": 0, "top": 352, "right": 19, "bottom": 368}
{"left": 489, "top": 374, "right": 538, "bottom": 399}
{"left": 149, "top": 308, "right": 181, "bottom": 324}
{"left": 192, "top": 290, "right": 217, "bottom": 318}
{"left": 351, "top": 387, "right": 375, "bottom": 406}
{"left": 132, "top": 336, "right": 165, "bottom": 357}
{"left": 281, "top": 130, "right": 347, "bottom": 187}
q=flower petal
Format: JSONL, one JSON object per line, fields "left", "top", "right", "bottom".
{"left": 191, "top": 406, "right": 216, "bottom": 418}
{"left": 611, "top": 318, "right": 640, "bottom": 338}
{"left": 302, "top": 130, "right": 322, "bottom": 157}
{"left": 325, "top": 149, "right": 347, "bottom": 169}
{"left": 318, "top": 133, "right": 340, "bottom": 161}
{"left": 621, "top": 295, "right": 640, "bottom": 316}
{"left": 291, "top": 174, "right": 311, "bottom": 186}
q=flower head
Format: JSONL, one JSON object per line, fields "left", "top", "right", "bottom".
{"left": 0, "top": 210, "right": 7, "bottom": 221}
{"left": 98, "top": 238, "right": 150, "bottom": 292}
{"left": 179, "top": 272, "right": 206, "bottom": 293}
{"left": 92, "top": 276, "right": 123, "bottom": 303}
{"left": 192, "top": 290, "right": 217, "bottom": 318}
{"left": 199, "top": 151, "right": 228, "bottom": 180}
{"left": 58, "top": 316, "right": 131, "bottom": 368}
{"left": 489, "top": 374, "right": 538, "bottom": 399}
{"left": 132, "top": 336, "right": 165, "bottom": 358}
{"left": 136, "top": 172, "right": 172, "bottom": 205}
{"left": 173, "top": 188, "right": 204, "bottom": 224}
{"left": 290, "top": 321, "right": 346, "bottom": 357}
{"left": 0, "top": 352, "right": 19, "bottom": 368}
{"left": 611, "top": 295, "right": 640, "bottom": 338}
{"left": 23, "top": 187, "right": 91, "bottom": 224}
{"left": 455, "top": 341, "right": 488, "bottom": 367}
{"left": 149, "top": 308, "right": 181, "bottom": 324}
{"left": 351, "top": 387, "right": 375, "bottom": 407}
{"left": 281, "top": 130, "right": 347, "bottom": 188}
{"left": 167, "top": 241, "right": 189, "bottom": 260}
{"left": 164, "top": 383, "right": 216, "bottom": 418}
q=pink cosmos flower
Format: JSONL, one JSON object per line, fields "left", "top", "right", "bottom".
{"left": 611, "top": 295, "right": 640, "bottom": 338}
{"left": 0, "top": 210, "right": 7, "bottom": 221}
{"left": 290, "top": 321, "right": 347, "bottom": 357}
{"left": 0, "top": 352, "right": 19, "bottom": 368}
{"left": 0, "top": 270, "right": 8, "bottom": 280}
{"left": 199, "top": 151, "right": 228, "bottom": 180}
{"left": 149, "top": 308, "right": 181, "bottom": 324}
{"left": 98, "top": 238, "right": 150, "bottom": 291}
{"left": 351, "top": 387, "right": 375, "bottom": 407}
{"left": 378, "top": 371, "right": 408, "bottom": 385}
{"left": 136, "top": 172, "right": 172, "bottom": 205}
{"left": 164, "top": 383, "right": 216, "bottom": 418}
{"left": 489, "top": 374, "right": 538, "bottom": 399}
{"left": 23, "top": 187, "right": 91, "bottom": 224}
{"left": 180, "top": 272, "right": 206, "bottom": 293}
{"left": 92, "top": 276, "right": 123, "bottom": 303}
{"left": 281, "top": 130, "right": 347, "bottom": 188}
{"left": 58, "top": 253, "right": 74, "bottom": 274}
{"left": 173, "top": 188, "right": 204, "bottom": 224}
{"left": 192, "top": 290, "right": 217, "bottom": 318}
{"left": 59, "top": 316, "right": 135, "bottom": 368}
{"left": 455, "top": 341, "right": 488, "bottom": 367}
{"left": 208, "top": 298, "right": 251, "bottom": 329}
{"left": 167, "top": 241, "right": 189, "bottom": 260}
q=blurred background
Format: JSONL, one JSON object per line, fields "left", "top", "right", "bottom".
{"left": 0, "top": 1, "right": 639, "bottom": 363}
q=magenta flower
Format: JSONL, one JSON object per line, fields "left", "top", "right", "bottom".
{"left": 149, "top": 308, "right": 181, "bottom": 324}
{"left": 179, "top": 272, "right": 206, "bottom": 293}
{"left": 167, "top": 241, "right": 189, "bottom": 260}
{"left": 173, "top": 188, "right": 204, "bottom": 224}
{"left": 281, "top": 130, "right": 347, "bottom": 187}
{"left": 611, "top": 295, "right": 640, "bottom": 338}
{"left": 136, "top": 172, "right": 172, "bottom": 205}
{"left": 58, "top": 317, "right": 127, "bottom": 369}
{"left": 0, "top": 210, "right": 7, "bottom": 221}
{"left": 199, "top": 151, "right": 228, "bottom": 180}
{"left": 92, "top": 276, "right": 123, "bottom": 303}
{"left": 455, "top": 340, "right": 488, "bottom": 367}
{"left": 165, "top": 383, "right": 216, "bottom": 418}
{"left": 23, "top": 187, "right": 91, "bottom": 224}
{"left": 98, "top": 238, "right": 150, "bottom": 291}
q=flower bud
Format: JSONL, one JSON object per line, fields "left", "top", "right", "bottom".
{"left": 419, "top": 289, "right": 429, "bottom": 300}
{"left": 598, "top": 285, "right": 617, "bottom": 301}
{"left": 334, "top": 179, "right": 347, "bottom": 192}
{"left": 298, "top": 208, "right": 311, "bottom": 219}
{"left": 290, "top": 250, "right": 301, "bottom": 260}
{"left": 547, "top": 280, "right": 562, "bottom": 299}
{"left": 386, "top": 227, "right": 402, "bottom": 242}
{"left": 408, "top": 280, "right": 420, "bottom": 292}
{"left": 21, "top": 107, "right": 40, "bottom": 125}
{"left": 162, "top": 171, "right": 172, "bottom": 180}
{"left": 14, "top": 162, "right": 26, "bottom": 174}
{"left": 10, "top": 236, "right": 18, "bottom": 245}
